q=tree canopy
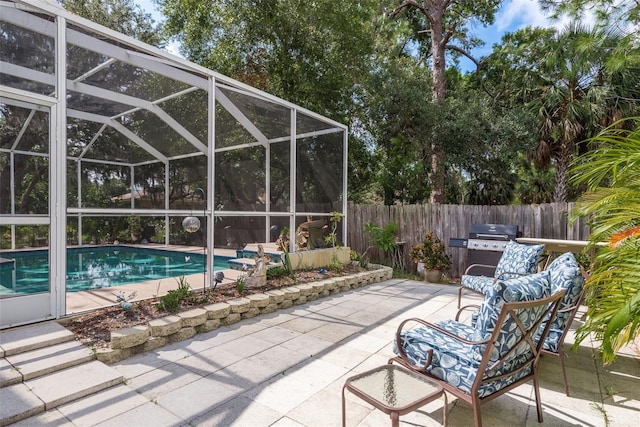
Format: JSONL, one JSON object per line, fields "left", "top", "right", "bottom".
{"left": 60, "top": 0, "right": 640, "bottom": 206}
{"left": 386, "top": 0, "right": 504, "bottom": 203}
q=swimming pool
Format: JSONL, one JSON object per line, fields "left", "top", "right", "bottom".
{"left": 0, "top": 246, "right": 231, "bottom": 296}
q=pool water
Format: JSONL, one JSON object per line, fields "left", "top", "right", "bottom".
{"left": 0, "top": 246, "right": 230, "bottom": 295}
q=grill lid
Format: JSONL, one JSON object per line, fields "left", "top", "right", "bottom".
{"left": 468, "top": 223, "right": 518, "bottom": 240}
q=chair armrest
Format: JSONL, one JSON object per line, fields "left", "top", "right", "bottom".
{"left": 557, "top": 303, "right": 579, "bottom": 315}
{"left": 455, "top": 304, "right": 480, "bottom": 322}
{"left": 395, "top": 317, "right": 490, "bottom": 372}
{"left": 555, "top": 287, "right": 586, "bottom": 316}
{"left": 464, "top": 263, "right": 497, "bottom": 275}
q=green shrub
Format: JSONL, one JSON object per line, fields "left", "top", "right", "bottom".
{"left": 156, "top": 276, "right": 195, "bottom": 313}
{"left": 157, "top": 290, "right": 181, "bottom": 313}
{"left": 267, "top": 266, "right": 289, "bottom": 280}
{"left": 236, "top": 275, "right": 246, "bottom": 294}
{"left": 328, "top": 254, "right": 345, "bottom": 272}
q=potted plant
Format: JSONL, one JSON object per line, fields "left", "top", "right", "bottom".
{"left": 409, "top": 232, "right": 452, "bottom": 283}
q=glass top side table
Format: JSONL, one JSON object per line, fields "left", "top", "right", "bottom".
{"left": 342, "top": 364, "right": 447, "bottom": 426}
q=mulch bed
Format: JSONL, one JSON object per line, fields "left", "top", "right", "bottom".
{"left": 64, "top": 265, "right": 366, "bottom": 349}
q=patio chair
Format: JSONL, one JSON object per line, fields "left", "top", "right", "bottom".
{"left": 457, "top": 240, "right": 545, "bottom": 308}
{"left": 463, "top": 251, "right": 586, "bottom": 396}
{"left": 540, "top": 252, "right": 586, "bottom": 396}
{"left": 391, "top": 271, "right": 565, "bottom": 427}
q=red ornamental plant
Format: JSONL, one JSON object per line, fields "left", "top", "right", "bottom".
{"left": 409, "top": 232, "right": 452, "bottom": 271}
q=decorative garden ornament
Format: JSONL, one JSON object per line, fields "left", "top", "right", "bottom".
{"left": 182, "top": 216, "right": 201, "bottom": 233}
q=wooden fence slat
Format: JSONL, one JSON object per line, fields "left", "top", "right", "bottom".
{"left": 347, "top": 202, "right": 591, "bottom": 278}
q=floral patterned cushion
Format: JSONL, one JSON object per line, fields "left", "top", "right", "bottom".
{"left": 542, "top": 252, "right": 584, "bottom": 352}
{"left": 475, "top": 272, "right": 551, "bottom": 355}
{"left": 395, "top": 320, "right": 537, "bottom": 397}
{"left": 460, "top": 241, "right": 544, "bottom": 295}
{"left": 395, "top": 271, "right": 551, "bottom": 398}
{"left": 494, "top": 240, "right": 545, "bottom": 279}
{"left": 460, "top": 274, "right": 494, "bottom": 293}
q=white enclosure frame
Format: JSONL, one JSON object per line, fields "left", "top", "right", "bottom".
{"left": 0, "top": 0, "right": 348, "bottom": 328}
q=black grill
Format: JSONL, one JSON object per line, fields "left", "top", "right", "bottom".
{"left": 451, "top": 224, "right": 519, "bottom": 277}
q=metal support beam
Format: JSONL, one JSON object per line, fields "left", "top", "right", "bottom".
{"left": 52, "top": 14, "right": 67, "bottom": 318}
{"left": 290, "top": 109, "right": 297, "bottom": 252}
{"left": 207, "top": 76, "right": 215, "bottom": 288}
{"left": 215, "top": 88, "right": 269, "bottom": 148}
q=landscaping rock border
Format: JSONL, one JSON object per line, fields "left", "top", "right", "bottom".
{"left": 94, "top": 264, "right": 392, "bottom": 364}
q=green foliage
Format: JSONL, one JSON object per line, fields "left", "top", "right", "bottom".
{"left": 160, "top": 0, "right": 377, "bottom": 120}
{"left": 350, "top": 249, "right": 369, "bottom": 269}
{"left": 409, "top": 232, "right": 452, "bottom": 271}
{"left": 364, "top": 222, "right": 398, "bottom": 256}
{"left": 358, "top": 53, "right": 436, "bottom": 204}
{"left": 439, "top": 85, "right": 536, "bottom": 205}
{"left": 266, "top": 266, "right": 289, "bottom": 280}
{"left": 156, "top": 276, "right": 195, "bottom": 313}
{"left": 0, "top": 113, "right": 49, "bottom": 215}
{"left": 62, "top": 0, "right": 164, "bottom": 46}
{"left": 115, "top": 216, "right": 144, "bottom": 243}
{"left": 157, "top": 290, "right": 181, "bottom": 313}
{"left": 346, "top": 136, "right": 377, "bottom": 203}
{"left": 515, "top": 156, "right": 555, "bottom": 204}
{"left": 328, "top": 257, "right": 345, "bottom": 272}
{"left": 359, "top": 44, "right": 535, "bottom": 205}
{"left": 570, "top": 118, "right": 640, "bottom": 363}
{"left": 481, "top": 23, "right": 640, "bottom": 203}
{"left": 0, "top": 227, "right": 10, "bottom": 249}
{"left": 236, "top": 275, "right": 246, "bottom": 294}
{"left": 386, "top": 0, "right": 504, "bottom": 202}
{"left": 324, "top": 211, "right": 344, "bottom": 248}
{"left": 278, "top": 237, "right": 294, "bottom": 278}
{"left": 149, "top": 219, "right": 167, "bottom": 243}
{"left": 541, "top": 0, "right": 640, "bottom": 27}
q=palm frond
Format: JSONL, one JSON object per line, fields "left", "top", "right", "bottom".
{"left": 570, "top": 117, "right": 640, "bottom": 363}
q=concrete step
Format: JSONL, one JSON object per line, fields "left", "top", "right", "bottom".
{"left": 0, "top": 358, "right": 21, "bottom": 388}
{"left": 4, "top": 340, "right": 94, "bottom": 381}
{"left": 0, "top": 361, "right": 123, "bottom": 426}
{"left": 0, "top": 382, "right": 44, "bottom": 427}
{"left": 237, "top": 246, "right": 284, "bottom": 263}
{"left": 227, "top": 257, "right": 257, "bottom": 270}
{"left": 0, "top": 322, "right": 74, "bottom": 357}
{"left": 227, "top": 257, "right": 283, "bottom": 271}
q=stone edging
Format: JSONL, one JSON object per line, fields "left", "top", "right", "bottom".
{"left": 95, "top": 265, "right": 393, "bottom": 364}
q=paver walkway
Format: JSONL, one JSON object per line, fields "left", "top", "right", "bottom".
{"left": 8, "top": 279, "right": 640, "bottom": 426}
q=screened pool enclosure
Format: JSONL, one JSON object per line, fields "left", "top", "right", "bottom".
{"left": 0, "top": 0, "right": 348, "bottom": 328}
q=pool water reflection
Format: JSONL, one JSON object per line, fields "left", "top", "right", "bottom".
{"left": 0, "top": 246, "right": 229, "bottom": 296}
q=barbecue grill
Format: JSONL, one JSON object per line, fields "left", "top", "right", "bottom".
{"left": 450, "top": 223, "right": 519, "bottom": 277}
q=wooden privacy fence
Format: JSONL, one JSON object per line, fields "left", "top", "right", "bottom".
{"left": 346, "top": 202, "right": 591, "bottom": 279}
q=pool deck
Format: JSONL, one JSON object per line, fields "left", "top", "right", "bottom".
{"left": 6, "top": 278, "right": 640, "bottom": 426}
{"left": 65, "top": 245, "right": 243, "bottom": 315}
{"left": 2, "top": 242, "right": 283, "bottom": 314}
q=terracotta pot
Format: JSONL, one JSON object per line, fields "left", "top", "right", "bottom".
{"left": 424, "top": 269, "right": 442, "bottom": 283}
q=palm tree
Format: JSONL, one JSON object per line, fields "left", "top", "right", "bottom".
{"left": 530, "top": 23, "right": 627, "bottom": 203}
{"left": 570, "top": 117, "right": 640, "bottom": 363}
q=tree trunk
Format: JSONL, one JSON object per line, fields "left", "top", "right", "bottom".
{"left": 554, "top": 142, "right": 571, "bottom": 203}
{"left": 0, "top": 167, "right": 11, "bottom": 214}
{"left": 18, "top": 166, "right": 47, "bottom": 214}
{"left": 429, "top": 12, "right": 446, "bottom": 204}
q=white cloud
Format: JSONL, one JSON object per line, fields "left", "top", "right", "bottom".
{"left": 497, "top": 0, "right": 554, "bottom": 32}
{"left": 497, "top": 0, "right": 597, "bottom": 33}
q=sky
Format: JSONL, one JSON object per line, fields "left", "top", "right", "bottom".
{"left": 135, "top": 0, "right": 572, "bottom": 72}
{"left": 459, "top": 0, "right": 575, "bottom": 72}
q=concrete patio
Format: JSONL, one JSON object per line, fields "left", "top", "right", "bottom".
{"left": 6, "top": 278, "right": 640, "bottom": 426}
